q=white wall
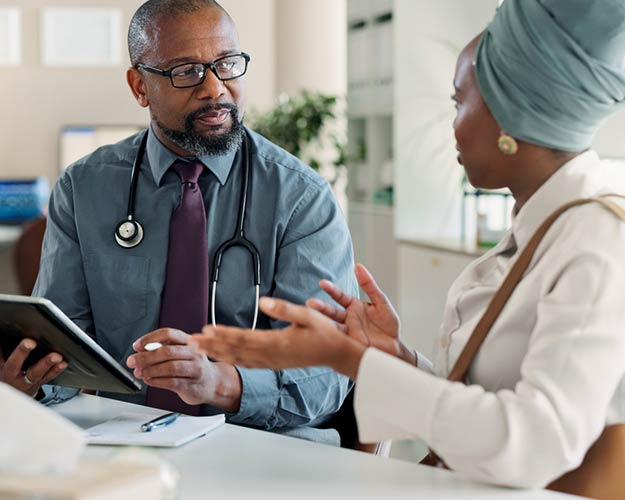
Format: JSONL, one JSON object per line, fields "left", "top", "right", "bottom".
{"left": 393, "top": 0, "right": 625, "bottom": 245}
{"left": 0, "top": 0, "right": 276, "bottom": 183}
{"left": 220, "top": 0, "right": 276, "bottom": 110}
{"left": 394, "top": 0, "right": 499, "bottom": 243}
{"left": 275, "top": 0, "right": 346, "bottom": 97}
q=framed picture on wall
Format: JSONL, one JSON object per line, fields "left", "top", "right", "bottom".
{"left": 40, "top": 7, "right": 122, "bottom": 67}
{"left": 0, "top": 7, "right": 21, "bottom": 66}
{"left": 59, "top": 125, "right": 146, "bottom": 171}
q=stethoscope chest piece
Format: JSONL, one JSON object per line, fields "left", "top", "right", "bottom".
{"left": 115, "top": 218, "right": 144, "bottom": 248}
{"left": 115, "top": 130, "right": 148, "bottom": 250}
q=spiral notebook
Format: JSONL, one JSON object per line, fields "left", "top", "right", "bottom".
{"left": 86, "top": 412, "right": 225, "bottom": 447}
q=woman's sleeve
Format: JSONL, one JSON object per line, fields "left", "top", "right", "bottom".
{"left": 354, "top": 244, "right": 625, "bottom": 489}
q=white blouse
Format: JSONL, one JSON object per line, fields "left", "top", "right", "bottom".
{"left": 354, "top": 151, "right": 625, "bottom": 488}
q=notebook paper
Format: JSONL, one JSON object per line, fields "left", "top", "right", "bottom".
{"left": 86, "top": 412, "right": 225, "bottom": 447}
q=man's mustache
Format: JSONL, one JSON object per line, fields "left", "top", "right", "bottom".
{"left": 188, "top": 103, "right": 238, "bottom": 122}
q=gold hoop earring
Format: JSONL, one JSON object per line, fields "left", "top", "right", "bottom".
{"left": 498, "top": 133, "right": 518, "bottom": 155}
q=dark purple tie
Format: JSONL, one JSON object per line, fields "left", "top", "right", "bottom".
{"left": 146, "top": 160, "right": 208, "bottom": 415}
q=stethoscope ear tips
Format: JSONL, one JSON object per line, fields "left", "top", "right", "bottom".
{"left": 115, "top": 219, "right": 144, "bottom": 248}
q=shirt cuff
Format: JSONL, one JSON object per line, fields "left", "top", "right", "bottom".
{"left": 38, "top": 385, "right": 80, "bottom": 406}
{"left": 226, "top": 367, "right": 280, "bottom": 427}
{"left": 354, "top": 348, "right": 448, "bottom": 444}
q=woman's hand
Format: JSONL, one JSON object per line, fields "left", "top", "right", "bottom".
{"left": 189, "top": 298, "right": 367, "bottom": 380}
{"left": 308, "top": 264, "right": 416, "bottom": 366}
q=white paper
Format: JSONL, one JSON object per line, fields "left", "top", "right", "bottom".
{"left": 0, "top": 383, "right": 86, "bottom": 475}
{"left": 0, "top": 8, "right": 21, "bottom": 66}
{"left": 41, "top": 7, "right": 122, "bottom": 67}
{"left": 87, "top": 412, "right": 225, "bottom": 447}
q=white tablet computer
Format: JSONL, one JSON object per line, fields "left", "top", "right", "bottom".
{"left": 0, "top": 295, "right": 141, "bottom": 394}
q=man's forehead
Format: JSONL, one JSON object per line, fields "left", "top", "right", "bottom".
{"left": 145, "top": 11, "right": 239, "bottom": 63}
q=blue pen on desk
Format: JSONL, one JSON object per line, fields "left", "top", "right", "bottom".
{"left": 141, "top": 412, "right": 180, "bottom": 432}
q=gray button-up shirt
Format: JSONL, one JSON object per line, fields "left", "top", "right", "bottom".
{"left": 34, "top": 127, "right": 356, "bottom": 432}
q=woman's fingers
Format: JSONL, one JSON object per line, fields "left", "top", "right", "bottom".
{"left": 354, "top": 263, "right": 389, "bottom": 305}
{"left": 319, "top": 280, "right": 355, "bottom": 309}
{"left": 190, "top": 328, "right": 284, "bottom": 368}
{"left": 318, "top": 266, "right": 390, "bottom": 309}
{"left": 191, "top": 326, "right": 259, "bottom": 355}
{"left": 306, "top": 298, "right": 347, "bottom": 323}
{"left": 258, "top": 297, "right": 318, "bottom": 326}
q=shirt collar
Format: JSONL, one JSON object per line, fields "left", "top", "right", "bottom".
{"left": 146, "top": 126, "right": 237, "bottom": 186}
{"left": 511, "top": 150, "right": 604, "bottom": 251}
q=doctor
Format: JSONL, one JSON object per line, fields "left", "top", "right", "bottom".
{"left": 0, "top": 0, "right": 355, "bottom": 441}
{"left": 189, "top": 0, "right": 625, "bottom": 492}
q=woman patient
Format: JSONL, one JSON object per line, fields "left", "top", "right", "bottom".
{"left": 190, "top": 0, "right": 625, "bottom": 494}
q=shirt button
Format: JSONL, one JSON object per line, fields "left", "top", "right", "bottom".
{"left": 440, "top": 336, "right": 450, "bottom": 349}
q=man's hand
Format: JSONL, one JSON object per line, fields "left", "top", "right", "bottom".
{"left": 127, "top": 328, "right": 242, "bottom": 412}
{"left": 0, "top": 339, "right": 67, "bottom": 398}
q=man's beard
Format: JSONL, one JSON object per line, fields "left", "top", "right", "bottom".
{"left": 156, "top": 103, "right": 244, "bottom": 156}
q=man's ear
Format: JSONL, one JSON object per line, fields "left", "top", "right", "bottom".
{"left": 127, "top": 68, "right": 149, "bottom": 108}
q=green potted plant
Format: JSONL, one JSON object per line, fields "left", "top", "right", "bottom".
{"left": 248, "top": 90, "right": 346, "bottom": 184}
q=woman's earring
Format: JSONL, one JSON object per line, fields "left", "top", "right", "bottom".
{"left": 498, "top": 132, "right": 518, "bottom": 155}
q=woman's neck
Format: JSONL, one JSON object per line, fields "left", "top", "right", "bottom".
{"left": 508, "top": 147, "right": 579, "bottom": 211}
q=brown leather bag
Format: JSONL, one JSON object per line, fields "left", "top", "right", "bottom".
{"left": 422, "top": 195, "right": 625, "bottom": 500}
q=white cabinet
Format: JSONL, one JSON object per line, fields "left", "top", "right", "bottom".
{"left": 347, "top": 0, "right": 396, "bottom": 301}
{"left": 347, "top": 116, "right": 393, "bottom": 204}
{"left": 348, "top": 202, "right": 396, "bottom": 304}
{"left": 397, "top": 242, "right": 477, "bottom": 359}
{"left": 347, "top": 0, "right": 393, "bottom": 116}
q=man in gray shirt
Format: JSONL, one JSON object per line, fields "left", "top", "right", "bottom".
{"left": 0, "top": 0, "right": 355, "bottom": 441}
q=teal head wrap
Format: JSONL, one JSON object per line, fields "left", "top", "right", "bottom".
{"left": 474, "top": 0, "right": 625, "bottom": 152}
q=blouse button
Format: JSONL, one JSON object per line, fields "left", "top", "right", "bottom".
{"left": 440, "top": 335, "right": 450, "bottom": 349}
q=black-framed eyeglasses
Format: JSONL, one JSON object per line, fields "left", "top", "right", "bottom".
{"left": 136, "top": 52, "right": 250, "bottom": 88}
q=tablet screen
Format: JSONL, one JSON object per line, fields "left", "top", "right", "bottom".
{"left": 0, "top": 296, "right": 141, "bottom": 394}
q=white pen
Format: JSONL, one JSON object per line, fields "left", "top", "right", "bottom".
{"left": 144, "top": 342, "right": 163, "bottom": 351}
{"left": 141, "top": 412, "right": 180, "bottom": 432}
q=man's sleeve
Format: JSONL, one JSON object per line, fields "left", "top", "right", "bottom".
{"left": 226, "top": 181, "right": 357, "bottom": 429}
{"left": 33, "top": 173, "right": 94, "bottom": 406}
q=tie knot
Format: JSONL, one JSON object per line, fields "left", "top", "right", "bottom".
{"left": 173, "top": 159, "right": 204, "bottom": 184}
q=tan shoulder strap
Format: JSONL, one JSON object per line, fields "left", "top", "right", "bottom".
{"left": 447, "top": 194, "right": 625, "bottom": 383}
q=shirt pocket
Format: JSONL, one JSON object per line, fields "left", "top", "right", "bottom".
{"left": 84, "top": 254, "right": 149, "bottom": 332}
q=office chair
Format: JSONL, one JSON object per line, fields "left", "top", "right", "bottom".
{"left": 326, "top": 387, "right": 391, "bottom": 457}
{"left": 13, "top": 217, "right": 47, "bottom": 295}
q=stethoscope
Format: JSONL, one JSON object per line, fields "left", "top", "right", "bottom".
{"left": 114, "top": 130, "right": 261, "bottom": 329}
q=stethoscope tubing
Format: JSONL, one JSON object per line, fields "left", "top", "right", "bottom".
{"left": 118, "top": 128, "right": 261, "bottom": 330}
{"left": 212, "top": 282, "right": 259, "bottom": 330}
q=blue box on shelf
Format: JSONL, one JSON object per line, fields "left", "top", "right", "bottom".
{"left": 0, "top": 177, "right": 50, "bottom": 225}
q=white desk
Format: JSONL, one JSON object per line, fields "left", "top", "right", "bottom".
{"left": 51, "top": 395, "right": 581, "bottom": 500}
